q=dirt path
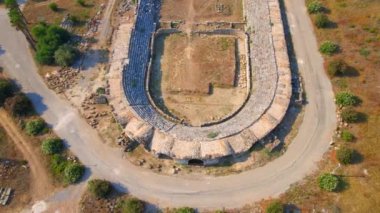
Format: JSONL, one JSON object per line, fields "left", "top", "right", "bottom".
{"left": 0, "top": 109, "right": 54, "bottom": 201}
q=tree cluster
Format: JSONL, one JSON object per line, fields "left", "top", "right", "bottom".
{"left": 31, "top": 23, "right": 74, "bottom": 65}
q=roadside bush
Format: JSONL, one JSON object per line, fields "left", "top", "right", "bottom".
{"left": 50, "top": 154, "right": 68, "bottom": 177}
{"left": 341, "top": 108, "right": 360, "bottom": 123}
{"left": 315, "top": 13, "right": 329, "bottom": 28}
{"left": 319, "top": 41, "right": 339, "bottom": 55}
{"left": 341, "top": 130, "right": 354, "bottom": 142}
{"left": 266, "top": 201, "right": 283, "bottom": 213}
{"left": 32, "top": 23, "right": 71, "bottom": 65}
{"left": 116, "top": 197, "right": 144, "bottom": 213}
{"left": 41, "top": 138, "right": 64, "bottom": 155}
{"left": 25, "top": 118, "right": 46, "bottom": 136}
{"left": 175, "top": 207, "right": 196, "bottom": 213}
{"left": 54, "top": 44, "right": 78, "bottom": 67}
{"left": 0, "top": 78, "right": 13, "bottom": 105}
{"left": 336, "top": 146, "right": 354, "bottom": 165}
{"left": 328, "top": 59, "right": 349, "bottom": 76}
{"left": 335, "top": 92, "right": 360, "bottom": 107}
{"left": 318, "top": 173, "right": 340, "bottom": 192}
{"left": 64, "top": 163, "right": 84, "bottom": 183}
{"left": 48, "top": 3, "right": 58, "bottom": 11}
{"left": 307, "top": 1, "right": 323, "bottom": 14}
{"left": 77, "top": 0, "right": 86, "bottom": 6}
{"left": 88, "top": 179, "right": 112, "bottom": 198}
{"left": 4, "top": 93, "right": 33, "bottom": 116}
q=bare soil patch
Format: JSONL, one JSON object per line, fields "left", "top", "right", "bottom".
{"left": 0, "top": 126, "right": 31, "bottom": 213}
{"left": 23, "top": 0, "right": 106, "bottom": 33}
{"left": 150, "top": 33, "right": 247, "bottom": 126}
{"left": 160, "top": 0, "right": 244, "bottom": 23}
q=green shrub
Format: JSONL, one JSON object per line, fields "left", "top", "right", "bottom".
{"left": 0, "top": 78, "right": 13, "bottom": 105}
{"left": 335, "top": 92, "right": 360, "bottom": 107}
{"left": 341, "top": 130, "right": 354, "bottom": 142}
{"left": 328, "top": 59, "right": 349, "bottom": 76}
{"left": 64, "top": 163, "right": 84, "bottom": 183}
{"left": 116, "top": 198, "right": 144, "bottom": 213}
{"left": 25, "top": 119, "right": 46, "bottom": 136}
{"left": 307, "top": 1, "right": 323, "bottom": 14}
{"left": 175, "top": 207, "right": 196, "bottom": 213}
{"left": 318, "top": 173, "right": 340, "bottom": 192}
{"left": 48, "top": 3, "right": 58, "bottom": 11}
{"left": 319, "top": 41, "right": 339, "bottom": 55}
{"left": 77, "top": 0, "right": 86, "bottom": 6}
{"left": 88, "top": 179, "right": 112, "bottom": 198}
{"left": 41, "top": 138, "right": 64, "bottom": 155}
{"left": 4, "top": 93, "right": 33, "bottom": 116}
{"left": 266, "top": 201, "right": 283, "bottom": 213}
{"left": 96, "top": 87, "right": 106, "bottom": 95}
{"left": 341, "top": 108, "right": 360, "bottom": 123}
{"left": 54, "top": 44, "right": 78, "bottom": 67}
{"left": 50, "top": 154, "right": 68, "bottom": 177}
{"left": 336, "top": 147, "right": 354, "bottom": 165}
{"left": 315, "top": 13, "right": 329, "bottom": 28}
{"left": 32, "top": 23, "right": 71, "bottom": 65}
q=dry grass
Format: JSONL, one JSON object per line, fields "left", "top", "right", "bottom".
{"left": 160, "top": 0, "right": 244, "bottom": 22}
{"left": 23, "top": 0, "right": 106, "bottom": 33}
{"left": 280, "top": 0, "right": 380, "bottom": 211}
{"left": 0, "top": 126, "right": 31, "bottom": 212}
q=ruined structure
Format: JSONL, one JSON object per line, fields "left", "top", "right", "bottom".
{"left": 109, "top": 0, "right": 291, "bottom": 165}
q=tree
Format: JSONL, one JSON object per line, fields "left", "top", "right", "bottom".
{"left": 41, "top": 138, "right": 64, "bottom": 155}
{"left": 5, "top": 0, "right": 35, "bottom": 49}
{"left": 341, "top": 108, "right": 360, "bottom": 123}
{"left": 336, "top": 92, "right": 360, "bottom": 107}
{"left": 25, "top": 118, "right": 46, "bottom": 136}
{"left": 54, "top": 45, "right": 78, "bottom": 67}
{"left": 341, "top": 130, "right": 354, "bottom": 142}
{"left": 315, "top": 13, "right": 329, "bottom": 28}
{"left": 88, "top": 179, "right": 112, "bottom": 198}
{"left": 175, "top": 207, "right": 196, "bottom": 213}
{"left": 4, "top": 93, "right": 34, "bottom": 116}
{"left": 318, "top": 173, "right": 340, "bottom": 192}
{"left": 328, "top": 59, "right": 349, "bottom": 76}
{"left": 336, "top": 147, "right": 354, "bottom": 165}
{"left": 319, "top": 41, "right": 339, "bottom": 55}
{"left": 49, "top": 3, "right": 58, "bottom": 12}
{"left": 117, "top": 198, "right": 144, "bottom": 213}
{"left": 0, "top": 78, "right": 13, "bottom": 105}
{"left": 307, "top": 1, "right": 323, "bottom": 14}
{"left": 64, "top": 163, "right": 84, "bottom": 183}
{"left": 32, "top": 24, "right": 71, "bottom": 65}
{"left": 266, "top": 201, "right": 283, "bottom": 213}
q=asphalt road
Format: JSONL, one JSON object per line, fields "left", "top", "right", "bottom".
{"left": 0, "top": 0, "right": 336, "bottom": 209}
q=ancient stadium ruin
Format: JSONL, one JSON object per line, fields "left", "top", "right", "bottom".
{"left": 114, "top": 0, "right": 291, "bottom": 165}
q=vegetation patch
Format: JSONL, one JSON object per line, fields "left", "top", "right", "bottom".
{"left": 116, "top": 197, "right": 145, "bottom": 213}
{"left": 25, "top": 118, "right": 46, "bottom": 136}
{"left": 88, "top": 179, "right": 112, "bottom": 198}
{"left": 318, "top": 173, "right": 341, "bottom": 192}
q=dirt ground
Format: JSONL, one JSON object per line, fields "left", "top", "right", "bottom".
{"left": 23, "top": 0, "right": 106, "bottom": 33}
{"left": 150, "top": 33, "right": 247, "bottom": 126}
{"left": 0, "top": 107, "right": 61, "bottom": 212}
{"left": 0, "top": 125, "right": 31, "bottom": 212}
{"left": 160, "top": 0, "right": 244, "bottom": 23}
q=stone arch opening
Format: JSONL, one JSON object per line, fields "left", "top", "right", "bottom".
{"left": 188, "top": 159, "right": 204, "bottom": 166}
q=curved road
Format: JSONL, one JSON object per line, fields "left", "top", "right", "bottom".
{"left": 0, "top": 0, "right": 336, "bottom": 209}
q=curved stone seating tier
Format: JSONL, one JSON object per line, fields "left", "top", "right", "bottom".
{"left": 122, "top": 0, "right": 291, "bottom": 161}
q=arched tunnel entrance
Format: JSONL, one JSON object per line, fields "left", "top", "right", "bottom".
{"left": 188, "top": 159, "right": 204, "bottom": 166}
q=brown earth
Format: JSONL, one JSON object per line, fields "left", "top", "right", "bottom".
{"left": 278, "top": 0, "right": 380, "bottom": 212}
{"left": 150, "top": 33, "right": 247, "bottom": 126}
{"left": 0, "top": 109, "right": 55, "bottom": 212}
{"left": 23, "top": 0, "right": 106, "bottom": 33}
{"left": 160, "top": 0, "right": 244, "bottom": 23}
{"left": 156, "top": 33, "right": 236, "bottom": 94}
